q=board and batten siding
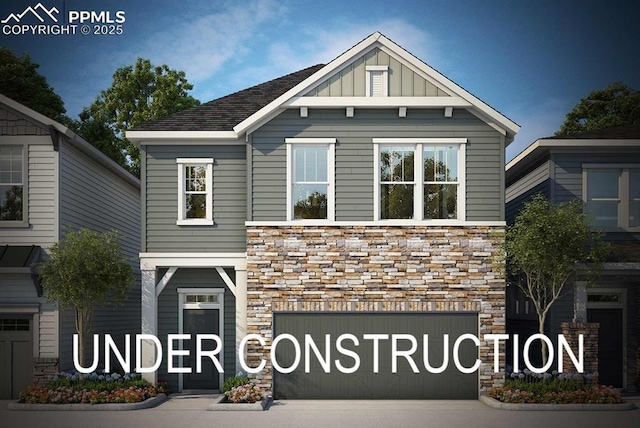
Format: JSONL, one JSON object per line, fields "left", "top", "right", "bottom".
{"left": 144, "top": 145, "right": 246, "bottom": 253}
{"left": 251, "top": 108, "right": 504, "bottom": 221}
{"left": 57, "top": 139, "right": 141, "bottom": 371}
{"left": 305, "top": 47, "right": 450, "bottom": 98}
{"left": 157, "top": 268, "right": 236, "bottom": 393}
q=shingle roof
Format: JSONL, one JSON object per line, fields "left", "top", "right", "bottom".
{"left": 131, "top": 64, "right": 325, "bottom": 132}
{"left": 551, "top": 124, "right": 640, "bottom": 139}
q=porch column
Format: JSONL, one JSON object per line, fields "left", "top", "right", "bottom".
{"left": 141, "top": 267, "right": 157, "bottom": 384}
{"left": 573, "top": 281, "right": 587, "bottom": 323}
{"left": 235, "top": 268, "right": 247, "bottom": 373}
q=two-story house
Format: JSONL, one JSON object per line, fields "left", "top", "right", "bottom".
{"left": 0, "top": 94, "right": 141, "bottom": 399}
{"left": 506, "top": 124, "right": 640, "bottom": 391}
{"left": 127, "top": 32, "right": 519, "bottom": 399}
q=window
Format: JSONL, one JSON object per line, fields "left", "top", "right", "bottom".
{"left": 374, "top": 139, "right": 466, "bottom": 221}
{"left": 176, "top": 158, "right": 213, "bottom": 226}
{"left": 0, "top": 145, "right": 25, "bottom": 223}
{"left": 584, "top": 165, "right": 639, "bottom": 229}
{"left": 366, "top": 66, "right": 388, "bottom": 97}
{"left": 286, "top": 138, "right": 335, "bottom": 221}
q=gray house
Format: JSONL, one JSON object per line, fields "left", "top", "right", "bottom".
{"left": 505, "top": 125, "right": 640, "bottom": 391}
{"left": 127, "top": 32, "right": 519, "bottom": 398}
{"left": 0, "top": 94, "right": 141, "bottom": 399}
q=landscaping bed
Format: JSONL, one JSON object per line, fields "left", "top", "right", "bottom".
{"left": 487, "top": 371, "right": 623, "bottom": 405}
{"left": 18, "top": 371, "right": 169, "bottom": 405}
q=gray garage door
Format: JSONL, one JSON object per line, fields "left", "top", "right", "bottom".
{"left": 273, "top": 312, "right": 478, "bottom": 399}
{"left": 0, "top": 317, "right": 33, "bottom": 399}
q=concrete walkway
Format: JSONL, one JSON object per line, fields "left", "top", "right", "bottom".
{"left": 2, "top": 396, "right": 639, "bottom": 428}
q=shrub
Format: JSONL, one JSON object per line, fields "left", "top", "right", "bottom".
{"left": 488, "top": 371, "right": 622, "bottom": 404}
{"left": 18, "top": 370, "right": 169, "bottom": 404}
{"left": 226, "top": 383, "right": 264, "bottom": 403}
{"left": 223, "top": 374, "right": 251, "bottom": 393}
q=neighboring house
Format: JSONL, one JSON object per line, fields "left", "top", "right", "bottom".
{"left": 505, "top": 124, "right": 640, "bottom": 391}
{"left": 127, "top": 32, "right": 519, "bottom": 398}
{"left": 0, "top": 94, "right": 141, "bottom": 399}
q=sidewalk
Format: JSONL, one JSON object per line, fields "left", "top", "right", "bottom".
{"left": 2, "top": 396, "right": 639, "bottom": 428}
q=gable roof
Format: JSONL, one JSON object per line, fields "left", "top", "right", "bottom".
{"left": 506, "top": 124, "right": 640, "bottom": 182}
{"left": 127, "top": 32, "right": 519, "bottom": 143}
{"left": 0, "top": 93, "right": 140, "bottom": 188}
{"left": 130, "top": 64, "right": 324, "bottom": 132}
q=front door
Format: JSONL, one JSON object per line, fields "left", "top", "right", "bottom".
{"left": 587, "top": 308, "right": 623, "bottom": 387}
{"left": 182, "top": 308, "right": 220, "bottom": 390}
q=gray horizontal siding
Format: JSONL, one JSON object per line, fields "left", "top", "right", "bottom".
{"left": 1, "top": 139, "right": 56, "bottom": 247}
{"left": 57, "top": 139, "right": 141, "bottom": 371}
{"left": 145, "top": 145, "right": 246, "bottom": 253}
{"left": 552, "top": 153, "right": 640, "bottom": 203}
{"left": 505, "top": 160, "right": 550, "bottom": 224}
{"left": 157, "top": 268, "right": 236, "bottom": 393}
{"left": 252, "top": 108, "right": 504, "bottom": 221}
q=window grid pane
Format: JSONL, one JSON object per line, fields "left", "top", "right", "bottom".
{"left": 630, "top": 169, "right": 640, "bottom": 226}
{"left": 0, "top": 146, "right": 24, "bottom": 222}
{"left": 424, "top": 184, "right": 458, "bottom": 219}
{"left": 292, "top": 145, "right": 329, "bottom": 220}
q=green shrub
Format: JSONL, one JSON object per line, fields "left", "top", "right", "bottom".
{"left": 223, "top": 375, "right": 251, "bottom": 392}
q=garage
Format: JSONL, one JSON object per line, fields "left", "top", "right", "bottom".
{"left": 272, "top": 312, "right": 478, "bottom": 399}
{"left": 0, "top": 317, "right": 33, "bottom": 399}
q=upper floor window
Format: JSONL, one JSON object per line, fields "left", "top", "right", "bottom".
{"left": 0, "top": 145, "right": 24, "bottom": 222}
{"left": 285, "top": 138, "right": 335, "bottom": 221}
{"left": 584, "top": 165, "right": 640, "bottom": 229}
{"left": 176, "top": 158, "right": 213, "bottom": 226}
{"left": 374, "top": 138, "right": 466, "bottom": 221}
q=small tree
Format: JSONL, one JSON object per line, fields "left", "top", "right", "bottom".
{"left": 506, "top": 194, "right": 608, "bottom": 365}
{"left": 40, "top": 228, "right": 135, "bottom": 368}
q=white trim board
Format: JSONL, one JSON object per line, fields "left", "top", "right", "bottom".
{"left": 245, "top": 220, "right": 505, "bottom": 227}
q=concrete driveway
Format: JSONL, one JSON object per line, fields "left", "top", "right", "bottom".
{"left": 2, "top": 397, "right": 639, "bottom": 428}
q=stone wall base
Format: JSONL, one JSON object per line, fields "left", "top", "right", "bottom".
{"left": 560, "top": 322, "right": 598, "bottom": 375}
{"left": 33, "top": 358, "right": 59, "bottom": 386}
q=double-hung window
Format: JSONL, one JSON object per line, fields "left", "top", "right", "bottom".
{"left": 286, "top": 138, "right": 335, "bottom": 221}
{"left": 374, "top": 139, "right": 466, "bottom": 221}
{"left": 584, "top": 165, "right": 640, "bottom": 229}
{"left": 176, "top": 158, "right": 213, "bottom": 226}
{"left": 0, "top": 145, "right": 25, "bottom": 223}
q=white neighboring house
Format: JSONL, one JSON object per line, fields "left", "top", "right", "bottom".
{"left": 0, "top": 94, "right": 141, "bottom": 399}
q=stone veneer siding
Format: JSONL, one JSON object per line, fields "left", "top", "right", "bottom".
{"left": 246, "top": 225, "right": 506, "bottom": 393}
{"left": 560, "top": 322, "right": 599, "bottom": 375}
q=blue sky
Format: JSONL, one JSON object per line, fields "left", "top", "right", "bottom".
{"left": 1, "top": 0, "right": 639, "bottom": 160}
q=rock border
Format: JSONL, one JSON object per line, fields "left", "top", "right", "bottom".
{"left": 207, "top": 394, "right": 272, "bottom": 411}
{"left": 6, "top": 393, "right": 167, "bottom": 411}
{"left": 479, "top": 394, "right": 637, "bottom": 411}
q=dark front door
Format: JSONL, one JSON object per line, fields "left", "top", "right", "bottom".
{"left": 587, "top": 308, "right": 623, "bottom": 387}
{"left": 183, "top": 309, "right": 220, "bottom": 390}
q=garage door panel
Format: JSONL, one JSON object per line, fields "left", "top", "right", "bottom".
{"left": 273, "top": 313, "right": 478, "bottom": 399}
{"left": 0, "top": 340, "right": 8, "bottom": 398}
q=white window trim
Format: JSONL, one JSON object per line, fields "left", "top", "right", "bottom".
{"left": 285, "top": 138, "right": 336, "bottom": 221}
{"left": 176, "top": 158, "right": 214, "bottom": 226}
{"left": 177, "top": 288, "right": 225, "bottom": 392}
{"left": 365, "top": 65, "right": 389, "bottom": 97}
{"left": 0, "top": 143, "right": 28, "bottom": 227}
{"left": 373, "top": 138, "right": 466, "bottom": 221}
{"left": 582, "top": 164, "right": 639, "bottom": 231}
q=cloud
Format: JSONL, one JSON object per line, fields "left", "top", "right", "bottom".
{"left": 505, "top": 98, "right": 569, "bottom": 161}
{"left": 135, "top": 0, "right": 287, "bottom": 82}
{"left": 215, "top": 18, "right": 445, "bottom": 100}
